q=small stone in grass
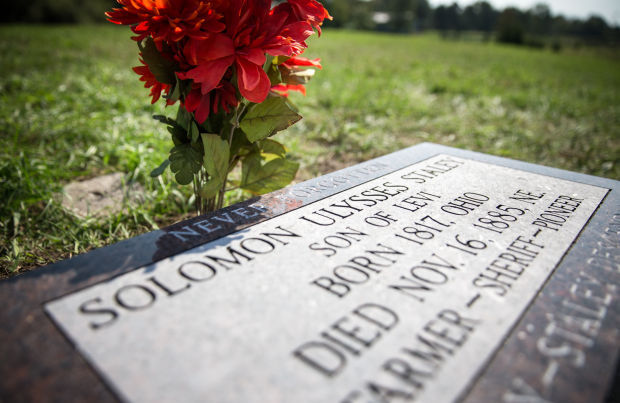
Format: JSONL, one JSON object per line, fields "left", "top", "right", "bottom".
{"left": 61, "top": 173, "right": 143, "bottom": 218}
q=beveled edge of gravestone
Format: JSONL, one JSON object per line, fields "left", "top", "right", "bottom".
{"left": 1, "top": 142, "right": 618, "bottom": 402}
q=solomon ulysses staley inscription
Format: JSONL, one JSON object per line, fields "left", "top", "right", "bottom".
{"left": 45, "top": 155, "right": 608, "bottom": 403}
{"left": 75, "top": 157, "right": 464, "bottom": 329}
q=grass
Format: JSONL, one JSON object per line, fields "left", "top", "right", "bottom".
{"left": 1, "top": 25, "right": 618, "bottom": 278}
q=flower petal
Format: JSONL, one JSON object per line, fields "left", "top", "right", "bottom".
{"left": 184, "top": 34, "right": 235, "bottom": 65}
{"left": 195, "top": 93, "right": 212, "bottom": 123}
{"left": 283, "top": 56, "right": 322, "bottom": 69}
{"left": 237, "top": 57, "right": 262, "bottom": 91}
{"left": 271, "top": 83, "right": 306, "bottom": 97}
{"left": 179, "top": 56, "right": 234, "bottom": 94}
{"left": 241, "top": 48, "right": 266, "bottom": 66}
{"left": 237, "top": 59, "right": 271, "bottom": 103}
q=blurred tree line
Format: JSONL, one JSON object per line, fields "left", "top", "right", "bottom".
{"left": 2, "top": 0, "right": 115, "bottom": 24}
{"left": 1, "top": 0, "right": 617, "bottom": 47}
{"left": 323, "top": 0, "right": 619, "bottom": 46}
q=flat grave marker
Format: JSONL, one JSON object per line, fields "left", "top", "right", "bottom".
{"left": 1, "top": 143, "right": 618, "bottom": 402}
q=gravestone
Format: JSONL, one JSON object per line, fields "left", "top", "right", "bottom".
{"left": 1, "top": 143, "right": 618, "bottom": 402}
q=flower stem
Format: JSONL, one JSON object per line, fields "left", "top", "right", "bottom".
{"left": 216, "top": 102, "right": 246, "bottom": 210}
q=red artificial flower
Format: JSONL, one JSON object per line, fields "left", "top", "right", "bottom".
{"left": 271, "top": 84, "right": 306, "bottom": 97}
{"left": 184, "top": 81, "right": 238, "bottom": 123}
{"left": 178, "top": 33, "right": 268, "bottom": 103}
{"left": 273, "top": 56, "right": 322, "bottom": 96}
{"left": 178, "top": 0, "right": 315, "bottom": 104}
{"left": 107, "top": 0, "right": 225, "bottom": 44}
{"left": 133, "top": 58, "right": 171, "bottom": 103}
{"left": 278, "top": 56, "right": 322, "bottom": 89}
{"left": 281, "top": 56, "right": 322, "bottom": 69}
{"left": 275, "top": 0, "right": 332, "bottom": 35}
{"left": 113, "top": 0, "right": 330, "bottom": 111}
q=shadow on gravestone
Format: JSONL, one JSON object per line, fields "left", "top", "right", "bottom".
{"left": 151, "top": 192, "right": 303, "bottom": 263}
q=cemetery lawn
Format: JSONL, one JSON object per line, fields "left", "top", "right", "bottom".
{"left": 1, "top": 25, "right": 619, "bottom": 277}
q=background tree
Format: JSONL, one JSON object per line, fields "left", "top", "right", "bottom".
{"left": 445, "top": 3, "right": 462, "bottom": 33}
{"left": 527, "top": 3, "right": 552, "bottom": 36}
{"left": 433, "top": 5, "right": 450, "bottom": 36}
{"left": 323, "top": 0, "right": 351, "bottom": 28}
{"left": 462, "top": 1, "right": 497, "bottom": 32}
{"left": 393, "top": 0, "right": 416, "bottom": 33}
{"left": 581, "top": 15, "right": 610, "bottom": 44}
{"left": 413, "top": 0, "right": 432, "bottom": 31}
{"left": 432, "top": 3, "right": 462, "bottom": 37}
{"left": 1, "top": 0, "right": 115, "bottom": 23}
{"left": 325, "top": 0, "right": 375, "bottom": 30}
{"left": 496, "top": 7, "right": 525, "bottom": 44}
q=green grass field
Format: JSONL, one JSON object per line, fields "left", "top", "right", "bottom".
{"left": 1, "top": 25, "right": 619, "bottom": 277}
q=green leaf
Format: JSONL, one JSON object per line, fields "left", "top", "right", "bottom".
{"left": 260, "top": 139, "right": 287, "bottom": 157}
{"left": 166, "top": 80, "right": 181, "bottom": 103}
{"left": 150, "top": 159, "right": 170, "bottom": 177}
{"left": 168, "top": 125, "right": 187, "bottom": 146}
{"left": 201, "top": 133, "right": 229, "bottom": 184}
{"left": 230, "top": 128, "right": 253, "bottom": 156}
{"left": 273, "top": 56, "right": 290, "bottom": 65}
{"left": 240, "top": 153, "right": 299, "bottom": 195}
{"left": 176, "top": 105, "right": 191, "bottom": 130}
{"left": 189, "top": 121, "right": 200, "bottom": 143}
{"left": 154, "top": 113, "right": 188, "bottom": 145}
{"left": 167, "top": 78, "right": 191, "bottom": 104}
{"left": 286, "top": 97, "right": 300, "bottom": 113}
{"left": 239, "top": 96, "right": 302, "bottom": 142}
{"left": 264, "top": 56, "right": 283, "bottom": 86}
{"left": 153, "top": 115, "right": 175, "bottom": 126}
{"left": 169, "top": 144, "right": 202, "bottom": 185}
{"left": 138, "top": 37, "right": 176, "bottom": 85}
{"left": 200, "top": 178, "right": 221, "bottom": 199}
{"left": 267, "top": 63, "right": 282, "bottom": 86}
{"left": 263, "top": 55, "right": 275, "bottom": 71}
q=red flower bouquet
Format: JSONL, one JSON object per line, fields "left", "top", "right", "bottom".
{"left": 107, "top": 0, "right": 331, "bottom": 213}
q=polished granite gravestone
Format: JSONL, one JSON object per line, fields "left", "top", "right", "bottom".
{"left": 1, "top": 143, "right": 618, "bottom": 403}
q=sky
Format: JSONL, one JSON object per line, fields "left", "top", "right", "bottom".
{"left": 428, "top": 0, "right": 620, "bottom": 26}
